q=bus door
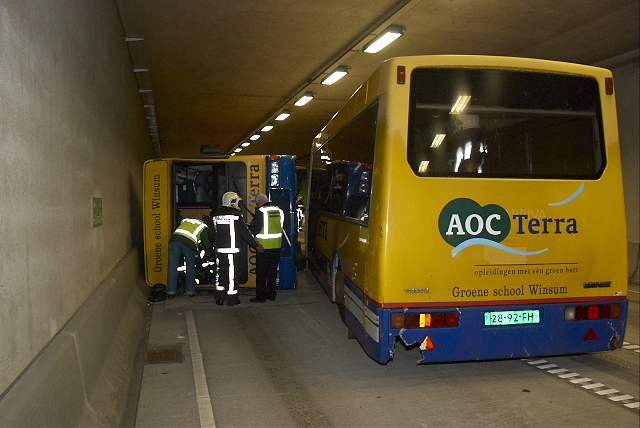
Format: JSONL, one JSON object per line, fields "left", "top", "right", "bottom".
{"left": 171, "top": 160, "right": 253, "bottom": 286}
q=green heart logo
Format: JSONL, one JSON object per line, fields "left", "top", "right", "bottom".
{"left": 438, "top": 198, "right": 510, "bottom": 247}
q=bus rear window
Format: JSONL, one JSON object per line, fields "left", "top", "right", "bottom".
{"left": 407, "top": 68, "right": 605, "bottom": 179}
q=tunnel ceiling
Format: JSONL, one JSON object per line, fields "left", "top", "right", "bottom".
{"left": 115, "top": 0, "right": 639, "bottom": 160}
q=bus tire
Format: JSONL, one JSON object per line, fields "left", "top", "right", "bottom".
{"left": 347, "top": 328, "right": 355, "bottom": 340}
{"left": 334, "top": 264, "right": 346, "bottom": 323}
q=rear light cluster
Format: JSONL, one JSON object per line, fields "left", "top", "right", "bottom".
{"left": 391, "top": 311, "right": 459, "bottom": 329}
{"left": 564, "top": 303, "right": 622, "bottom": 321}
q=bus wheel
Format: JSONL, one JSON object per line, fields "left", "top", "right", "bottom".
{"left": 335, "top": 265, "right": 346, "bottom": 323}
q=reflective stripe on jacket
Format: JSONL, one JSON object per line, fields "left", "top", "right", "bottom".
{"left": 255, "top": 205, "right": 284, "bottom": 249}
{"left": 212, "top": 206, "right": 261, "bottom": 253}
{"left": 214, "top": 214, "right": 240, "bottom": 253}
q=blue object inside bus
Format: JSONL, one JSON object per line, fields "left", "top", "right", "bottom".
{"left": 266, "top": 156, "right": 297, "bottom": 289}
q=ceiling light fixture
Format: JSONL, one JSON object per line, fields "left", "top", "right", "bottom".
{"left": 363, "top": 24, "right": 404, "bottom": 54}
{"left": 275, "top": 110, "right": 291, "bottom": 121}
{"left": 321, "top": 66, "right": 349, "bottom": 85}
{"left": 430, "top": 134, "right": 446, "bottom": 148}
{"left": 250, "top": 134, "right": 260, "bottom": 141}
{"left": 241, "top": 142, "right": 251, "bottom": 147}
{"left": 450, "top": 95, "right": 472, "bottom": 114}
{"left": 294, "top": 92, "right": 314, "bottom": 106}
{"left": 234, "top": 147, "right": 242, "bottom": 153}
{"left": 261, "top": 123, "right": 274, "bottom": 132}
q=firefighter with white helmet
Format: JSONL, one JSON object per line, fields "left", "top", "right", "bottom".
{"left": 212, "top": 191, "right": 264, "bottom": 306}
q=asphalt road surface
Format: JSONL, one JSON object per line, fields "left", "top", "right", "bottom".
{"left": 135, "top": 270, "right": 640, "bottom": 427}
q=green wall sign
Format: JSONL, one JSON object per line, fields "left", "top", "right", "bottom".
{"left": 93, "top": 198, "right": 102, "bottom": 227}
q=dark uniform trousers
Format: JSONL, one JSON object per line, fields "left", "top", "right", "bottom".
{"left": 255, "top": 248, "right": 280, "bottom": 300}
{"left": 215, "top": 252, "right": 241, "bottom": 305}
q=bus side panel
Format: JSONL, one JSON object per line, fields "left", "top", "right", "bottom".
{"left": 143, "top": 160, "right": 171, "bottom": 286}
{"left": 244, "top": 156, "right": 263, "bottom": 289}
{"left": 343, "top": 278, "right": 395, "bottom": 363}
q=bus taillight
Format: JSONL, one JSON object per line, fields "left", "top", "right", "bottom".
{"left": 564, "top": 303, "right": 622, "bottom": 321}
{"left": 445, "top": 312, "right": 459, "bottom": 327}
{"left": 432, "top": 312, "right": 445, "bottom": 327}
{"left": 610, "top": 303, "right": 622, "bottom": 318}
{"left": 391, "top": 313, "right": 405, "bottom": 329}
{"left": 391, "top": 311, "right": 459, "bottom": 329}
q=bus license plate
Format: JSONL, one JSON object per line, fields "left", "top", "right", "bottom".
{"left": 484, "top": 310, "right": 540, "bottom": 326}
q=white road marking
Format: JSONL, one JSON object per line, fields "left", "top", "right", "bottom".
{"left": 569, "top": 377, "right": 592, "bottom": 384}
{"left": 536, "top": 363, "right": 557, "bottom": 369}
{"left": 523, "top": 358, "right": 639, "bottom": 410}
{"left": 581, "top": 383, "right": 605, "bottom": 390}
{"left": 186, "top": 310, "right": 216, "bottom": 427}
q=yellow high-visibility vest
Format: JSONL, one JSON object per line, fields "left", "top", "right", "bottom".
{"left": 173, "top": 218, "right": 207, "bottom": 245}
{"left": 256, "top": 206, "right": 284, "bottom": 249}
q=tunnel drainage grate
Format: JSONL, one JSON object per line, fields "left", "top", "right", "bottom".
{"left": 146, "top": 347, "right": 181, "bottom": 364}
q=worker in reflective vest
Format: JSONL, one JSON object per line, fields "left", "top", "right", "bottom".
{"left": 166, "top": 218, "right": 213, "bottom": 298}
{"left": 213, "top": 192, "right": 263, "bottom": 306}
{"left": 249, "top": 193, "right": 285, "bottom": 303}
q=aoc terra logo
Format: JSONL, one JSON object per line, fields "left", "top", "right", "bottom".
{"left": 438, "top": 198, "right": 578, "bottom": 257}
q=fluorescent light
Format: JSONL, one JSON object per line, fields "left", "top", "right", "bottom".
{"left": 241, "top": 142, "right": 251, "bottom": 147}
{"left": 322, "top": 66, "right": 348, "bottom": 85}
{"left": 450, "top": 95, "right": 472, "bottom": 114}
{"left": 430, "top": 134, "right": 446, "bottom": 148}
{"left": 234, "top": 147, "right": 242, "bottom": 153}
{"left": 261, "top": 124, "right": 274, "bottom": 132}
{"left": 275, "top": 110, "right": 291, "bottom": 121}
{"left": 250, "top": 134, "right": 260, "bottom": 141}
{"left": 418, "top": 160, "right": 430, "bottom": 173}
{"left": 363, "top": 25, "right": 404, "bottom": 53}
{"left": 294, "top": 92, "right": 314, "bottom": 106}
{"left": 321, "top": 155, "right": 330, "bottom": 160}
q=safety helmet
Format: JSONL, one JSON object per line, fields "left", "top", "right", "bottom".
{"left": 222, "top": 191, "right": 241, "bottom": 211}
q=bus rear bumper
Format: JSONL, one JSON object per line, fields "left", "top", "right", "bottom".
{"left": 407, "top": 301, "right": 627, "bottom": 364}
{"left": 343, "top": 286, "right": 628, "bottom": 364}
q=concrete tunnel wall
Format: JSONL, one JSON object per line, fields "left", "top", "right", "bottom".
{"left": 0, "top": 1, "right": 152, "bottom": 424}
{"left": 612, "top": 59, "right": 640, "bottom": 284}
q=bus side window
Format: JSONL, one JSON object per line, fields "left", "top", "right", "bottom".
{"left": 345, "top": 196, "right": 369, "bottom": 222}
{"left": 344, "top": 162, "right": 372, "bottom": 223}
{"left": 325, "top": 163, "right": 347, "bottom": 215}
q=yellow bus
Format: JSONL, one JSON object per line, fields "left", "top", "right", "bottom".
{"left": 143, "top": 154, "right": 297, "bottom": 292}
{"left": 306, "top": 55, "right": 628, "bottom": 363}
